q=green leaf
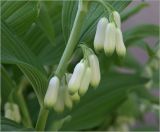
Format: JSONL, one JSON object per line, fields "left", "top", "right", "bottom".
{"left": 2, "top": 1, "right": 39, "bottom": 37}
{"left": 117, "top": 93, "right": 141, "bottom": 117}
{"left": 1, "top": 117, "right": 34, "bottom": 131}
{"left": 36, "top": 2, "right": 56, "bottom": 46}
{"left": 1, "top": 66, "right": 17, "bottom": 107}
{"left": 62, "top": 0, "right": 132, "bottom": 44}
{"left": 23, "top": 1, "right": 64, "bottom": 65}
{"left": 131, "top": 125, "right": 158, "bottom": 131}
{"left": 124, "top": 24, "right": 159, "bottom": 47}
{"left": 133, "top": 87, "right": 159, "bottom": 104}
{"left": 1, "top": 21, "right": 48, "bottom": 105}
{"left": 46, "top": 72, "right": 148, "bottom": 131}
{"left": 121, "top": 2, "right": 149, "bottom": 21}
{"left": 1, "top": 65, "right": 33, "bottom": 128}
{"left": 123, "top": 53, "right": 143, "bottom": 71}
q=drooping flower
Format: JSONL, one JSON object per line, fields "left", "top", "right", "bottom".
{"left": 44, "top": 76, "right": 60, "bottom": 108}
{"left": 115, "top": 28, "right": 126, "bottom": 57}
{"left": 53, "top": 85, "right": 65, "bottom": 113}
{"left": 63, "top": 74, "right": 73, "bottom": 109}
{"left": 5, "top": 109, "right": 14, "bottom": 121}
{"left": 94, "top": 17, "right": 108, "bottom": 52}
{"left": 89, "top": 54, "right": 101, "bottom": 87}
{"left": 4, "top": 102, "right": 21, "bottom": 123}
{"left": 104, "top": 23, "right": 116, "bottom": 56}
{"left": 79, "top": 67, "right": 91, "bottom": 96}
{"left": 68, "top": 61, "right": 85, "bottom": 94}
{"left": 113, "top": 11, "right": 121, "bottom": 29}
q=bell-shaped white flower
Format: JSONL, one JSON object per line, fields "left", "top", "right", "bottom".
{"left": 71, "top": 92, "right": 80, "bottom": 102}
{"left": 94, "top": 17, "right": 108, "bottom": 52}
{"left": 89, "top": 54, "right": 101, "bottom": 87}
{"left": 104, "top": 23, "right": 116, "bottom": 55}
{"left": 115, "top": 28, "right": 126, "bottom": 57}
{"left": 79, "top": 67, "right": 91, "bottom": 96}
{"left": 113, "top": 11, "right": 121, "bottom": 29}
{"left": 44, "top": 76, "right": 60, "bottom": 108}
{"left": 68, "top": 61, "right": 85, "bottom": 94}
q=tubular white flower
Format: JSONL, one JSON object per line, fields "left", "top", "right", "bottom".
{"left": 89, "top": 54, "right": 101, "bottom": 87}
{"left": 71, "top": 92, "right": 80, "bottom": 102}
{"left": 63, "top": 77, "right": 73, "bottom": 109}
{"left": 94, "top": 17, "right": 108, "bottom": 52}
{"left": 44, "top": 76, "right": 60, "bottom": 108}
{"left": 54, "top": 97, "right": 64, "bottom": 113}
{"left": 68, "top": 61, "right": 85, "bottom": 94}
{"left": 54, "top": 86, "right": 64, "bottom": 113}
{"left": 79, "top": 67, "right": 91, "bottom": 96}
{"left": 113, "top": 11, "right": 121, "bottom": 29}
{"left": 104, "top": 23, "right": 116, "bottom": 55}
{"left": 115, "top": 28, "right": 126, "bottom": 57}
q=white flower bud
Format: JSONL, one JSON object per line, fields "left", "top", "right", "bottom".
{"left": 68, "top": 61, "right": 85, "bottom": 94}
{"left": 4, "top": 102, "right": 11, "bottom": 111}
{"left": 104, "top": 23, "right": 116, "bottom": 55}
{"left": 44, "top": 76, "right": 60, "bottom": 108}
{"left": 113, "top": 11, "right": 121, "bottom": 28}
{"left": 64, "top": 91, "right": 73, "bottom": 109}
{"left": 54, "top": 86, "right": 64, "bottom": 113}
{"left": 79, "top": 67, "right": 91, "bottom": 96}
{"left": 89, "top": 54, "right": 101, "bottom": 87}
{"left": 115, "top": 28, "right": 126, "bottom": 57}
{"left": 4, "top": 102, "right": 21, "bottom": 123}
{"left": 5, "top": 108, "right": 14, "bottom": 120}
{"left": 71, "top": 92, "right": 80, "bottom": 102}
{"left": 94, "top": 17, "right": 108, "bottom": 52}
{"left": 54, "top": 97, "right": 64, "bottom": 113}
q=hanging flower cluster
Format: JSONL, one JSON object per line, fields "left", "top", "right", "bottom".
{"left": 44, "top": 75, "right": 73, "bottom": 112}
{"left": 68, "top": 55, "right": 100, "bottom": 94}
{"left": 44, "top": 5, "right": 126, "bottom": 113}
{"left": 44, "top": 46, "right": 100, "bottom": 112}
{"left": 94, "top": 11, "right": 126, "bottom": 57}
{"left": 4, "top": 102, "right": 21, "bottom": 123}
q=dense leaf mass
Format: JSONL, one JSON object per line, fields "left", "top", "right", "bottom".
{"left": 1, "top": 0, "right": 159, "bottom": 131}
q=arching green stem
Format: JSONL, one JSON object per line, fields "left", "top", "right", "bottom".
{"left": 55, "top": 0, "right": 89, "bottom": 79}
{"left": 35, "top": 1, "right": 89, "bottom": 131}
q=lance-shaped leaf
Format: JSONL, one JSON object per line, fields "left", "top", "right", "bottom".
{"left": 62, "top": 0, "right": 132, "bottom": 43}
{"left": 1, "top": 21, "right": 48, "bottom": 105}
{"left": 1, "top": 117, "right": 34, "bottom": 131}
{"left": 46, "top": 71, "right": 149, "bottom": 131}
{"left": 2, "top": 1, "right": 39, "bottom": 37}
{"left": 121, "top": 2, "right": 149, "bottom": 21}
{"left": 124, "top": 24, "right": 159, "bottom": 47}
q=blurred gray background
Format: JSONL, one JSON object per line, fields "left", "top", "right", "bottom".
{"left": 121, "top": 0, "right": 159, "bottom": 64}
